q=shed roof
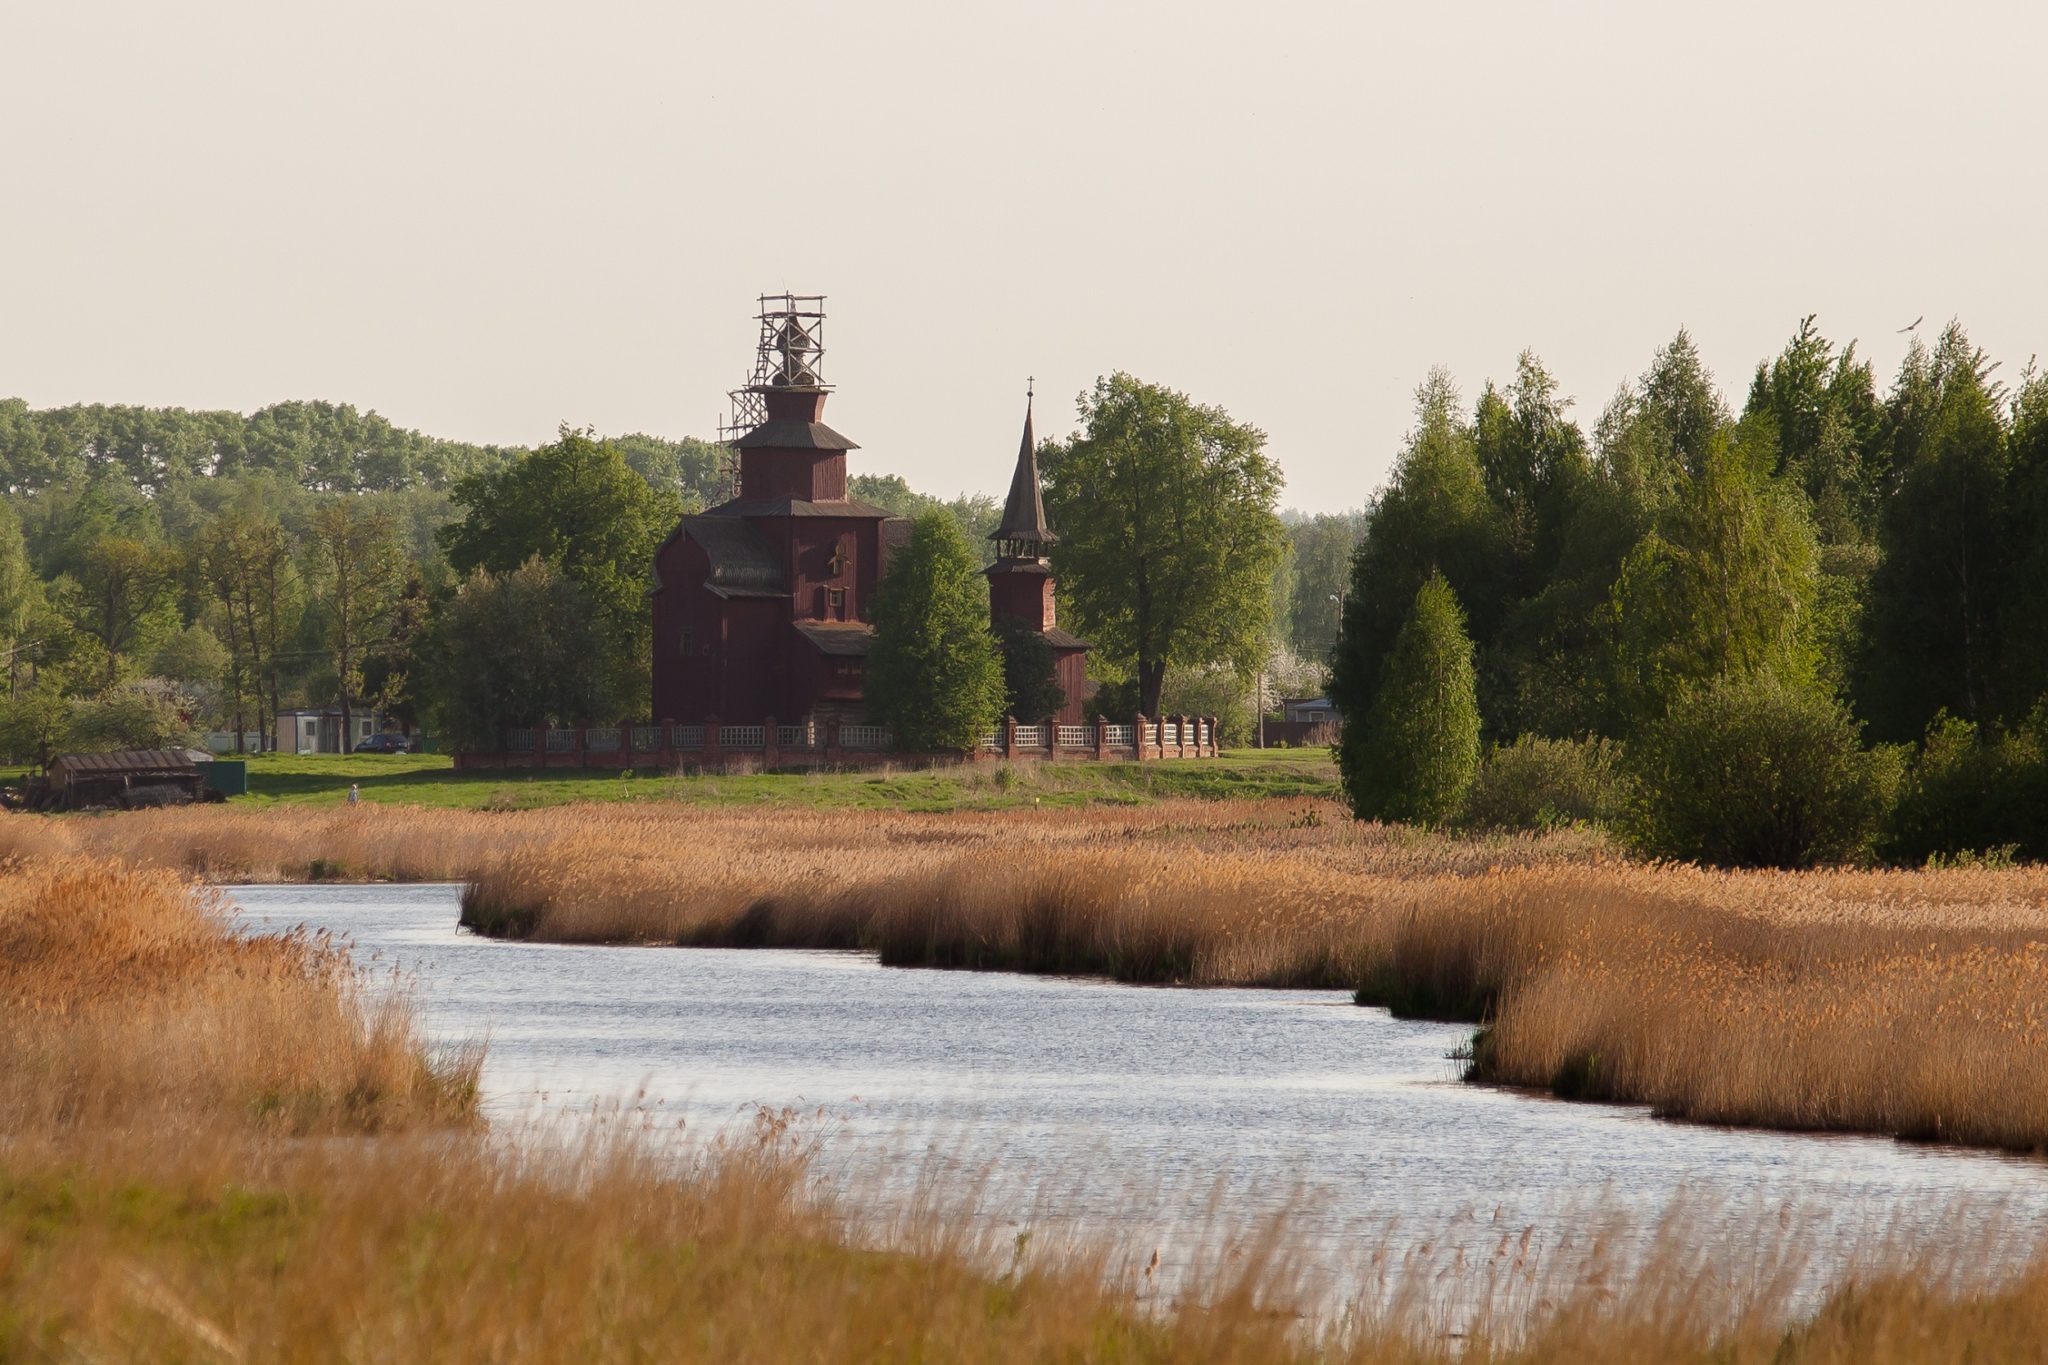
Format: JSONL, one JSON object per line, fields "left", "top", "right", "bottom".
{"left": 49, "top": 750, "right": 198, "bottom": 779}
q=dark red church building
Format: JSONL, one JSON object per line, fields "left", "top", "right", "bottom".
{"left": 650, "top": 296, "right": 1091, "bottom": 730}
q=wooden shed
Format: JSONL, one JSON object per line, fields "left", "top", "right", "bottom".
{"left": 33, "top": 750, "right": 218, "bottom": 811}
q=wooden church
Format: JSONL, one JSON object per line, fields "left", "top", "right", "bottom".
{"left": 650, "top": 296, "right": 1091, "bottom": 731}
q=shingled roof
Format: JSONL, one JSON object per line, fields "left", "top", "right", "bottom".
{"left": 731, "top": 419, "right": 860, "bottom": 452}
{"left": 990, "top": 393, "right": 1055, "bottom": 551}
{"left": 793, "top": 621, "right": 875, "bottom": 656}
{"left": 702, "top": 498, "right": 894, "bottom": 519}
{"left": 682, "top": 516, "right": 786, "bottom": 598}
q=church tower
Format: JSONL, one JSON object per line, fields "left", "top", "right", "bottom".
{"left": 650, "top": 294, "right": 901, "bottom": 726}
{"left": 986, "top": 386, "right": 1092, "bottom": 721}
{"left": 986, "top": 388, "right": 1058, "bottom": 631}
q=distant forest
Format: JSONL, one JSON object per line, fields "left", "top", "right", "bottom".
{"left": 0, "top": 397, "right": 1077, "bottom": 756}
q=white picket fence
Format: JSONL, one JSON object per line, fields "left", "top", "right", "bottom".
{"left": 838, "top": 723, "right": 891, "bottom": 750}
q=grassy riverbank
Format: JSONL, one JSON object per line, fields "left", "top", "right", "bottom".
{"left": 11, "top": 848, "right": 2048, "bottom": 1360}
{"left": 10, "top": 797, "right": 2048, "bottom": 1153}
{"left": 213, "top": 747, "right": 1343, "bottom": 810}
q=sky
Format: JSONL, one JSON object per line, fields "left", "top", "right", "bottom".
{"left": 5, "top": 1, "right": 2045, "bottom": 511}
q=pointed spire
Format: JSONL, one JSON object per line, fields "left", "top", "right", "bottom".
{"left": 991, "top": 381, "right": 1055, "bottom": 555}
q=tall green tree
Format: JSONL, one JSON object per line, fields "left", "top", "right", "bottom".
{"left": 1859, "top": 325, "right": 2012, "bottom": 738}
{"left": 62, "top": 534, "right": 180, "bottom": 689}
{"left": 866, "top": 512, "right": 1005, "bottom": 752}
{"left": 1489, "top": 336, "right": 1736, "bottom": 737}
{"left": 851, "top": 474, "right": 1003, "bottom": 555}
{"left": 0, "top": 499, "right": 42, "bottom": 693}
{"left": 2002, "top": 365, "right": 2048, "bottom": 709}
{"left": 1340, "top": 573, "right": 1481, "bottom": 826}
{"left": 1040, "top": 375, "right": 1286, "bottom": 718}
{"left": 1473, "top": 352, "right": 1592, "bottom": 599}
{"left": 1742, "top": 316, "right": 1884, "bottom": 544}
{"left": 1606, "top": 432, "right": 1819, "bottom": 721}
{"left": 307, "top": 500, "right": 405, "bottom": 743}
{"left": 421, "top": 559, "right": 612, "bottom": 751}
{"left": 1470, "top": 353, "right": 1595, "bottom": 735}
{"left": 1330, "top": 372, "right": 1502, "bottom": 733}
{"left": 439, "top": 427, "right": 681, "bottom": 717}
{"left": 1283, "top": 511, "right": 1369, "bottom": 664}
{"left": 611, "top": 432, "right": 732, "bottom": 511}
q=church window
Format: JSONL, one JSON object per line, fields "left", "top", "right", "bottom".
{"left": 827, "top": 587, "right": 847, "bottom": 620}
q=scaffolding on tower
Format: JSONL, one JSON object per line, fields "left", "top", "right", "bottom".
{"left": 717, "top": 293, "right": 828, "bottom": 499}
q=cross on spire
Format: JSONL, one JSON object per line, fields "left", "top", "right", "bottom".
{"left": 990, "top": 381, "right": 1054, "bottom": 557}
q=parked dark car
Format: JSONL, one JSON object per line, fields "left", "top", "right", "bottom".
{"left": 353, "top": 733, "right": 413, "bottom": 754}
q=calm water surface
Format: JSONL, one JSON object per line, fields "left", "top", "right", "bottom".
{"left": 228, "top": 883, "right": 2048, "bottom": 1301}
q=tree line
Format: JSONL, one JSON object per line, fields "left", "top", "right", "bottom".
{"left": 1331, "top": 319, "right": 2048, "bottom": 866}
{"left": 0, "top": 396, "right": 1059, "bottom": 762}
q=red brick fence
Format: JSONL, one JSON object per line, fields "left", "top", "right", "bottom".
{"left": 452, "top": 714, "right": 1221, "bottom": 772}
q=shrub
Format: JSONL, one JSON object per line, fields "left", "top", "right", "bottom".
{"left": 1340, "top": 573, "right": 1480, "bottom": 826}
{"left": 421, "top": 558, "right": 612, "bottom": 752}
{"left": 1460, "top": 734, "right": 1633, "bottom": 832}
{"left": 65, "top": 686, "right": 199, "bottom": 753}
{"left": 1627, "top": 672, "right": 1898, "bottom": 868}
{"left": 1882, "top": 709, "right": 2048, "bottom": 864}
{"left": 1158, "top": 661, "right": 1253, "bottom": 743}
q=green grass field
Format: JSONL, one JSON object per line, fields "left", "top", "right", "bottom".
{"left": 218, "top": 747, "right": 1340, "bottom": 812}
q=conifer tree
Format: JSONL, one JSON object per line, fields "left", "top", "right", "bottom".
{"left": 1330, "top": 372, "right": 1502, "bottom": 733}
{"left": 1606, "top": 432, "right": 1819, "bottom": 723}
{"left": 1341, "top": 572, "right": 1480, "bottom": 826}
{"left": 867, "top": 512, "right": 1006, "bottom": 752}
{"left": 1859, "top": 325, "right": 2014, "bottom": 738}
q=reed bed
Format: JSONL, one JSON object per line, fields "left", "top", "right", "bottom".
{"left": 15, "top": 1118, "right": 2048, "bottom": 1363}
{"left": 13, "top": 798, "right": 2048, "bottom": 1149}
{"left": 0, "top": 855, "right": 475, "bottom": 1133}
{"left": 12, "top": 842, "right": 2048, "bottom": 1359}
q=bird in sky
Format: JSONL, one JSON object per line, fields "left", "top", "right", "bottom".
{"left": 1898, "top": 315, "right": 1924, "bottom": 333}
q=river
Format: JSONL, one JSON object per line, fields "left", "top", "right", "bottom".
{"left": 229, "top": 882, "right": 2048, "bottom": 1313}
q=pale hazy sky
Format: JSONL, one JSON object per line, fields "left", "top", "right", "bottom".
{"left": 6, "top": 1, "right": 2045, "bottom": 510}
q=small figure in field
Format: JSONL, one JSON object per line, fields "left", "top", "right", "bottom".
{"left": 347, "top": 782, "right": 361, "bottom": 807}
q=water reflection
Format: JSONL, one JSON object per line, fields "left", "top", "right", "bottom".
{"left": 228, "top": 883, "right": 2047, "bottom": 1311}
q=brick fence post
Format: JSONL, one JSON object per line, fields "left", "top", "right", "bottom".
{"left": 1133, "top": 712, "right": 1149, "bottom": 763}
{"left": 1094, "top": 714, "right": 1108, "bottom": 761}
{"left": 763, "top": 714, "right": 780, "bottom": 768}
{"left": 704, "top": 715, "right": 722, "bottom": 772}
{"left": 1003, "top": 714, "right": 1018, "bottom": 761}
{"left": 824, "top": 716, "right": 841, "bottom": 765}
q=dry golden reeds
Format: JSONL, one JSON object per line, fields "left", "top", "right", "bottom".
{"left": 15, "top": 797, "right": 2048, "bottom": 1149}
{"left": 13, "top": 841, "right": 2048, "bottom": 1360}
{"left": 0, "top": 855, "right": 476, "bottom": 1133}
